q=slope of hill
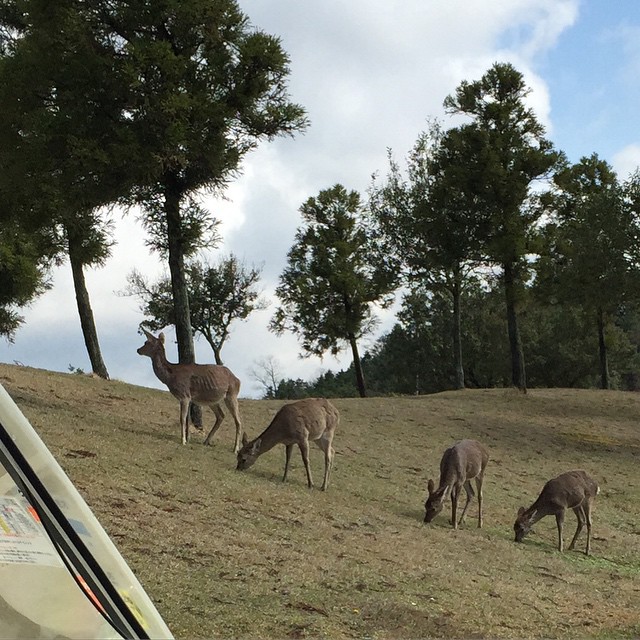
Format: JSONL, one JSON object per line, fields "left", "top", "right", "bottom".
{"left": 0, "top": 362, "right": 638, "bottom": 639}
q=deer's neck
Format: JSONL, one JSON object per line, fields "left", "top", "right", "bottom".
{"left": 523, "top": 501, "right": 548, "bottom": 526}
{"left": 150, "top": 348, "right": 174, "bottom": 386}
{"left": 255, "top": 422, "right": 285, "bottom": 455}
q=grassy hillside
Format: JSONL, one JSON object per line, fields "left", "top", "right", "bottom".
{"left": 0, "top": 362, "right": 639, "bottom": 639}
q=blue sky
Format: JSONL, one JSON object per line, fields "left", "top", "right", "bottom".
{"left": 1, "top": 0, "right": 639, "bottom": 399}
{"left": 540, "top": 1, "right": 640, "bottom": 168}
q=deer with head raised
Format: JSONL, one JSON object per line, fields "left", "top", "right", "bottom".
{"left": 236, "top": 398, "right": 339, "bottom": 491}
{"left": 137, "top": 329, "right": 243, "bottom": 451}
{"left": 424, "top": 439, "right": 489, "bottom": 529}
{"left": 514, "top": 469, "right": 599, "bottom": 555}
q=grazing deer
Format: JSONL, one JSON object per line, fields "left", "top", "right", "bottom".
{"left": 424, "top": 439, "right": 489, "bottom": 529}
{"left": 137, "top": 329, "right": 243, "bottom": 451}
{"left": 514, "top": 469, "right": 599, "bottom": 555}
{"left": 236, "top": 398, "right": 339, "bottom": 491}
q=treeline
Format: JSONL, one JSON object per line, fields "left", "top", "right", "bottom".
{"left": 266, "top": 281, "right": 640, "bottom": 399}
{"left": 264, "top": 64, "right": 640, "bottom": 398}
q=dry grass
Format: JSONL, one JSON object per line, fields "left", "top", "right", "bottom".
{"left": 1, "top": 363, "right": 639, "bottom": 639}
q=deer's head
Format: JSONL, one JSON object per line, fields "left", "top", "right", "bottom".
{"left": 236, "top": 432, "right": 261, "bottom": 471}
{"left": 513, "top": 507, "right": 534, "bottom": 542}
{"left": 424, "top": 479, "right": 448, "bottom": 523}
{"left": 137, "top": 329, "right": 165, "bottom": 358}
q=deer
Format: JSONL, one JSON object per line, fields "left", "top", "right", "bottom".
{"left": 236, "top": 398, "right": 339, "bottom": 491}
{"left": 424, "top": 439, "right": 489, "bottom": 529}
{"left": 136, "top": 329, "right": 243, "bottom": 452}
{"left": 513, "top": 469, "right": 599, "bottom": 555}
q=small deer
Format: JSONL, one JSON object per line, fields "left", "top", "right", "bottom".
{"left": 236, "top": 398, "right": 339, "bottom": 491}
{"left": 514, "top": 469, "right": 599, "bottom": 555}
{"left": 424, "top": 439, "right": 489, "bottom": 529}
{"left": 137, "top": 329, "right": 243, "bottom": 451}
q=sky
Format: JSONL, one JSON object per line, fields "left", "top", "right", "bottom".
{"left": 1, "top": 0, "right": 639, "bottom": 399}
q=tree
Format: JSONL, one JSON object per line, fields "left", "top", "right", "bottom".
{"left": 371, "top": 121, "right": 490, "bottom": 389}
{"left": 536, "top": 154, "right": 640, "bottom": 388}
{"left": 102, "top": 0, "right": 308, "bottom": 370}
{"left": 126, "top": 255, "right": 267, "bottom": 364}
{"left": 0, "top": 1, "right": 138, "bottom": 378}
{"left": 443, "top": 62, "right": 561, "bottom": 391}
{"left": 271, "top": 184, "right": 399, "bottom": 397}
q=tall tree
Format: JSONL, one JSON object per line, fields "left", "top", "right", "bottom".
{"left": 271, "top": 184, "right": 398, "bottom": 397}
{"left": 0, "top": 1, "right": 136, "bottom": 378}
{"left": 443, "top": 62, "right": 561, "bottom": 391}
{"left": 371, "top": 121, "right": 489, "bottom": 389}
{"left": 100, "top": 0, "right": 308, "bottom": 368}
{"left": 126, "top": 255, "right": 267, "bottom": 364}
{"left": 536, "top": 154, "right": 640, "bottom": 389}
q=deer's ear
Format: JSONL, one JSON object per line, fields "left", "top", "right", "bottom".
{"left": 241, "top": 432, "right": 248, "bottom": 446}
{"left": 142, "top": 327, "right": 153, "bottom": 339}
{"left": 517, "top": 506, "right": 525, "bottom": 517}
{"left": 427, "top": 479, "right": 435, "bottom": 494}
{"left": 158, "top": 332, "right": 165, "bottom": 344}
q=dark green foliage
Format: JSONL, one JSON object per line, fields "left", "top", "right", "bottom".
{"left": 443, "top": 62, "right": 562, "bottom": 391}
{"left": 370, "top": 122, "right": 489, "bottom": 389}
{"left": 272, "top": 184, "right": 399, "bottom": 397}
{"left": 536, "top": 154, "right": 640, "bottom": 388}
{"left": 0, "top": 222, "right": 51, "bottom": 339}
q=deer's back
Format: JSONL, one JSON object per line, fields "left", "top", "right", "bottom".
{"left": 269, "top": 398, "right": 339, "bottom": 441}
{"left": 168, "top": 363, "right": 240, "bottom": 402}
{"left": 539, "top": 470, "right": 598, "bottom": 510}
{"left": 440, "top": 439, "right": 488, "bottom": 483}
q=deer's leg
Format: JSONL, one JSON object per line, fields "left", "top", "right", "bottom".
{"left": 457, "top": 480, "right": 475, "bottom": 527}
{"left": 555, "top": 510, "right": 565, "bottom": 552}
{"left": 224, "top": 395, "right": 243, "bottom": 454}
{"left": 203, "top": 404, "right": 225, "bottom": 446}
{"left": 451, "top": 485, "right": 460, "bottom": 529}
{"left": 179, "top": 400, "right": 190, "bottom": 445}
{"left": 298, "top": 438, "right": 314, "bottom": 489}
{"left": 315, "top": 434, "right": 334, "bottom": 491}
{"left": 475, "top": 476, "right": 484, "bottom": 528}
{"left": 568, "top": 506, "right": 585, "bottom": 552}
{"left": 583, "top": 499, "right": 594, "bottom": 556}
{"left": 283, "top": 444, "right": 294, "bottom": 483}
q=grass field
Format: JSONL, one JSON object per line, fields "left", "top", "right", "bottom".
{"left": 1, "top": 362, "right": 639, "bottom": 639}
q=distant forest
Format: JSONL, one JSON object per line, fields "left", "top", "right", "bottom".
{"left": 266, "top": 283, "right": 640, "bottom": 399}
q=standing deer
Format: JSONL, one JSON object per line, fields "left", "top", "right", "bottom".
{"left": 424, "top": 439, "right": 489, "bottom": 529}
{"left": 513, "top": 469, "right": 599, "bottom": 555}
{"left": 137, "top": 329, "right": 242, "bottom": 451}
{"left": 236, "top": 398, "right": 339, "bottom": 491}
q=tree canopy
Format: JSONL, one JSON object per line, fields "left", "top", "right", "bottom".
{"left": 271, "top": 184, "right": 399, "bottom": 397}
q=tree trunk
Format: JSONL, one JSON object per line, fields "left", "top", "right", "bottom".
{"left": 163, "top": 172, "right": 202, "bottom": 427}
{"left": 348, "top": 333, "right": 367, "bottom": 398}
{"left": 68, "top": 236, "right": 109, "bottom": 380}
{"left": 164, "top": 174, "right": 195, "bottom": 363}
{"left": 597, "top": 306, "right": 610, "bottom": 390}
{"left": 451, "top": 267, "right": 465, "bottom": 390}
{"left": 503, "top": 261, "right": 526, "bottom": 392}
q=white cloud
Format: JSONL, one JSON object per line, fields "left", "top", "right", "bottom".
{"left": 612, "top": 144, "right": 640, "bottom": 181}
